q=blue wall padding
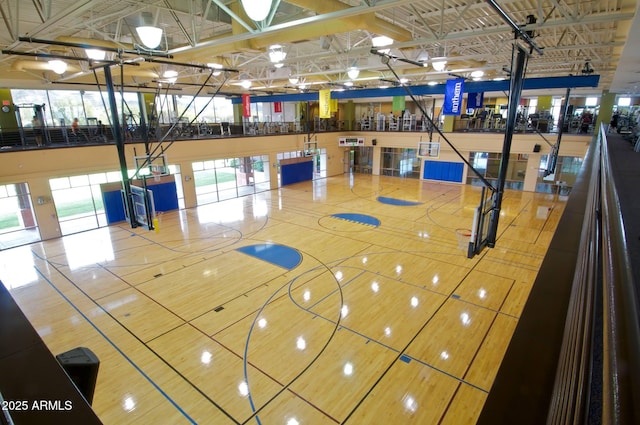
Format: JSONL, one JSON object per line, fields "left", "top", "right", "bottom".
{"left": 102, "top": 181, "right": 179, "bottom": 224}
{"left": 149, "top": 181, "right": 179, "bottom": 211}
{"left": 281, "top": 160, "right": 313, "bottom": 185}
{"left": 423, "top": 160, "right": 464, "bottom": 182}
{"left": 103, "top": 190, "right": 127, "bottom": 223}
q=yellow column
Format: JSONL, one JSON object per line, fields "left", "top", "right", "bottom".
{"left": 442, "top": 115, "right": 455, "bottom": 132}
{"left": 597, "top": 91, "right": 616, "bottom": 130}
{"left": 0, "top": 88, "right": 19, "bottom": 130}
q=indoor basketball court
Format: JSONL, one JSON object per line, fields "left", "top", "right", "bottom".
{"left": 0, "top": 173, "right": 563, "bottom": 424}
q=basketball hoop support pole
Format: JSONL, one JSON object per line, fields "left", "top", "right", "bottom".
{"left": 487, "top": 43, "right": 528, "bottom": 246}
{"left": 104, "top": 65, "right": 137, "bottom": 228}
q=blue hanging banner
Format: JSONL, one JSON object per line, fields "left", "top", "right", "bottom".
{"left": 443, "top": 78, "right": 465, "bottom": 115}
{"left": 467, "top": 92, "right": 484, "bottom": 109}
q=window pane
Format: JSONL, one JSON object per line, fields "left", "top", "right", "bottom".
{"left": 49, "top": 177, "right": 70, "bottom": 190}
{"left": 5, "top": 184, "right": 17, "bottom": 197}
{"left": 106, "top": 172, "right": 122, "bottom": 182}
{"left": 47, "top": 90, "right": 84, "bottom": 126}
{"left": 69, "top": 175, "right": 90, "bottom": 187}
{"left": 89, "top": 173, "right": 108, "bottom": 185}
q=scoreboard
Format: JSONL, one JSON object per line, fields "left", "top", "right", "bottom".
{"left": 338, "top": 137, "right": 365, "bottom": 146}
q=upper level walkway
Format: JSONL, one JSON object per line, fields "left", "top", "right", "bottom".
{"left": 607, "top": 131, "right": 640, "bottom": 285}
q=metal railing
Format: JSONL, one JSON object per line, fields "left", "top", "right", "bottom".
{"left": 547, "top": 124, "right": 640, "bottom": 424}
{"left": 598, "top": 125, "right": 640, "bottom": 425}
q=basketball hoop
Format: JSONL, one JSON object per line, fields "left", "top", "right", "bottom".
{"left": 455, "top": 228, "right": 472, "bottom": 251}
{"left": 151, "top": 165, "right": 163, "bottom": 182}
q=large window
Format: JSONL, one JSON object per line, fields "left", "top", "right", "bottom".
{"left": 157, "top": 94, "right": 234, "bottom": 124}
{"left": 353, "top": 147, "right": 373, "bottom": 174}
{"left": 192, "top": 155, "right": 270, "bottom": 205}
{"left": 467, "top": 152, "right": 528, "bottom": 190}
{"left": 315, "top": 148, "right": 327, "bottom": 179}
{"left": 536, "top": 155, "right": 584, "bottom": 194}
{"left": 49, "top": 174, "right": 110, "bottom": 235}
{"left": 48, "top": 164, "right": 183, "bottom": 235}
{"left": 11, "top": 88, "right": 141, "bottom": 129}
{"left": 381, "top": 147, "right": 420, "bottom": 178}
{"left": 0, "top": 183, "right": 40, "bottom": 249}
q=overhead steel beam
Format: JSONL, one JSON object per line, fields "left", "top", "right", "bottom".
{"left": 0, "top": 0, "right": 18, "bottom": 41}
{"left": 485, "top": 0, "right": 543, "bottom": 55}
{"left": 17, "top": 36, "right": 174, "bottom": 58}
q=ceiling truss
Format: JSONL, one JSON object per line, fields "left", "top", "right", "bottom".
{"left": 0, "top": 0, "right": 637, "bottom": 96}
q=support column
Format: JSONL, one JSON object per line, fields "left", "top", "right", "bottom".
{"left": 104, "top": 65, "right": 137, "bottom": 227}
{"left": 487, "top": 44, "right": 528, "bottom": 246}
{"left": 442, "top": 115, "right": 455, "bottom": 132}
{"left": 597, "top": 91, "right": 616, "bottom": 131}
{"left": 343, "top": 100, "right": 355, "bottom": 131}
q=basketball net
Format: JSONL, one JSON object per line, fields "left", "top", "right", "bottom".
{"left": 151, "top": 165, "right": 162, "bottom": 182}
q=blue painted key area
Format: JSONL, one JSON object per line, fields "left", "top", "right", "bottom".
{"left": 236, "top": 243, "right": 302, "bottom": 270}
{"left": 377, "top": 196, "right": 422, "bottom": 206}
{"left": 331, "top": 213, "right": 380, "bottom": 227}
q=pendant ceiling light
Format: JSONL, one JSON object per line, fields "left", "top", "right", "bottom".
{"left": 432, "top": 60, "right": 447, "bottom": 72}
{"left": 347, "top": 66, "right": 360, "bottom": 79}
{"left": 268, "top": 45, "right": 286, "bottom": 63}
{"left": 85, "top": 49, "right": 106, "bottom": 60}
{"left": 207, "top": 63, "right": 223, "bottom": 76}
{"left": 471, "top": 70, "right": 484, "bottom": 80}
{"left": 163, "top": 70, "right": 178, "bottom": 83}
{"left": 136, "top": 26, "right": 163, "bottom": 49}
{"left": 48, "top": 60, "right": 67, "bottom": 74}
{"left": 241, "top": 0, "right": 273, "bottom": 22}
{"left": 372, "top": 35, "right": 393, "bottom": 54}
{"left": 431, "top": 46, "right": 447, "bottom": 72}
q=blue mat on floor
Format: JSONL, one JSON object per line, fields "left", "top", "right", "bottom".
{"left": 236, "top": 244, "right": 302, "bottom": 270}
{"left": 377, "top": 196, "right": 422, "bottom": 206}
{"left": 331, "top": 213, "right": 380, "bottom": 227}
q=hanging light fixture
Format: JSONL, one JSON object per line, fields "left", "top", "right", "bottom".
{"left": 241, "top": 0, "right": 273, "bottom": 22}
{"left": 85, "top": 49, "right": 106, "bottom": 60}
{"left": 163, "top": 70, "right": 178, "bottom": 83}
{"left": 268, "top": 44, "right": 286, "bottom": 63}
{"left": 432, "top": 60, "right": 447, "bottom": 72}
{"left": 241, "top": 79, "right": 252, "bottom": 89}
{"left": 288, "top": 75, "right": 299, "bottom": 85}
{"left": 432, "top": 45, "right": 447, "bottom": 72}
{"left": 417, "top": 50, "right": 430, "bottom": 66}
{"left": 207, "top": 63, "right": 223, "bottom": 76}
{"left": 136, "top": 26, "right": 163, "bottom": 49}
{"left": 372, "top": 35, "right": 393, "bottom": 54}
{"left": 48, "top": 59, "right": 67, "bottom": 74}
{"left": 347, "top": 66, "right": 360, "bottom": 79}
{"left": 471, "top": 70, "right": 484, "bottom": 80}
{"left": 136, "top": 12, "right": 163, "bottom": 49}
